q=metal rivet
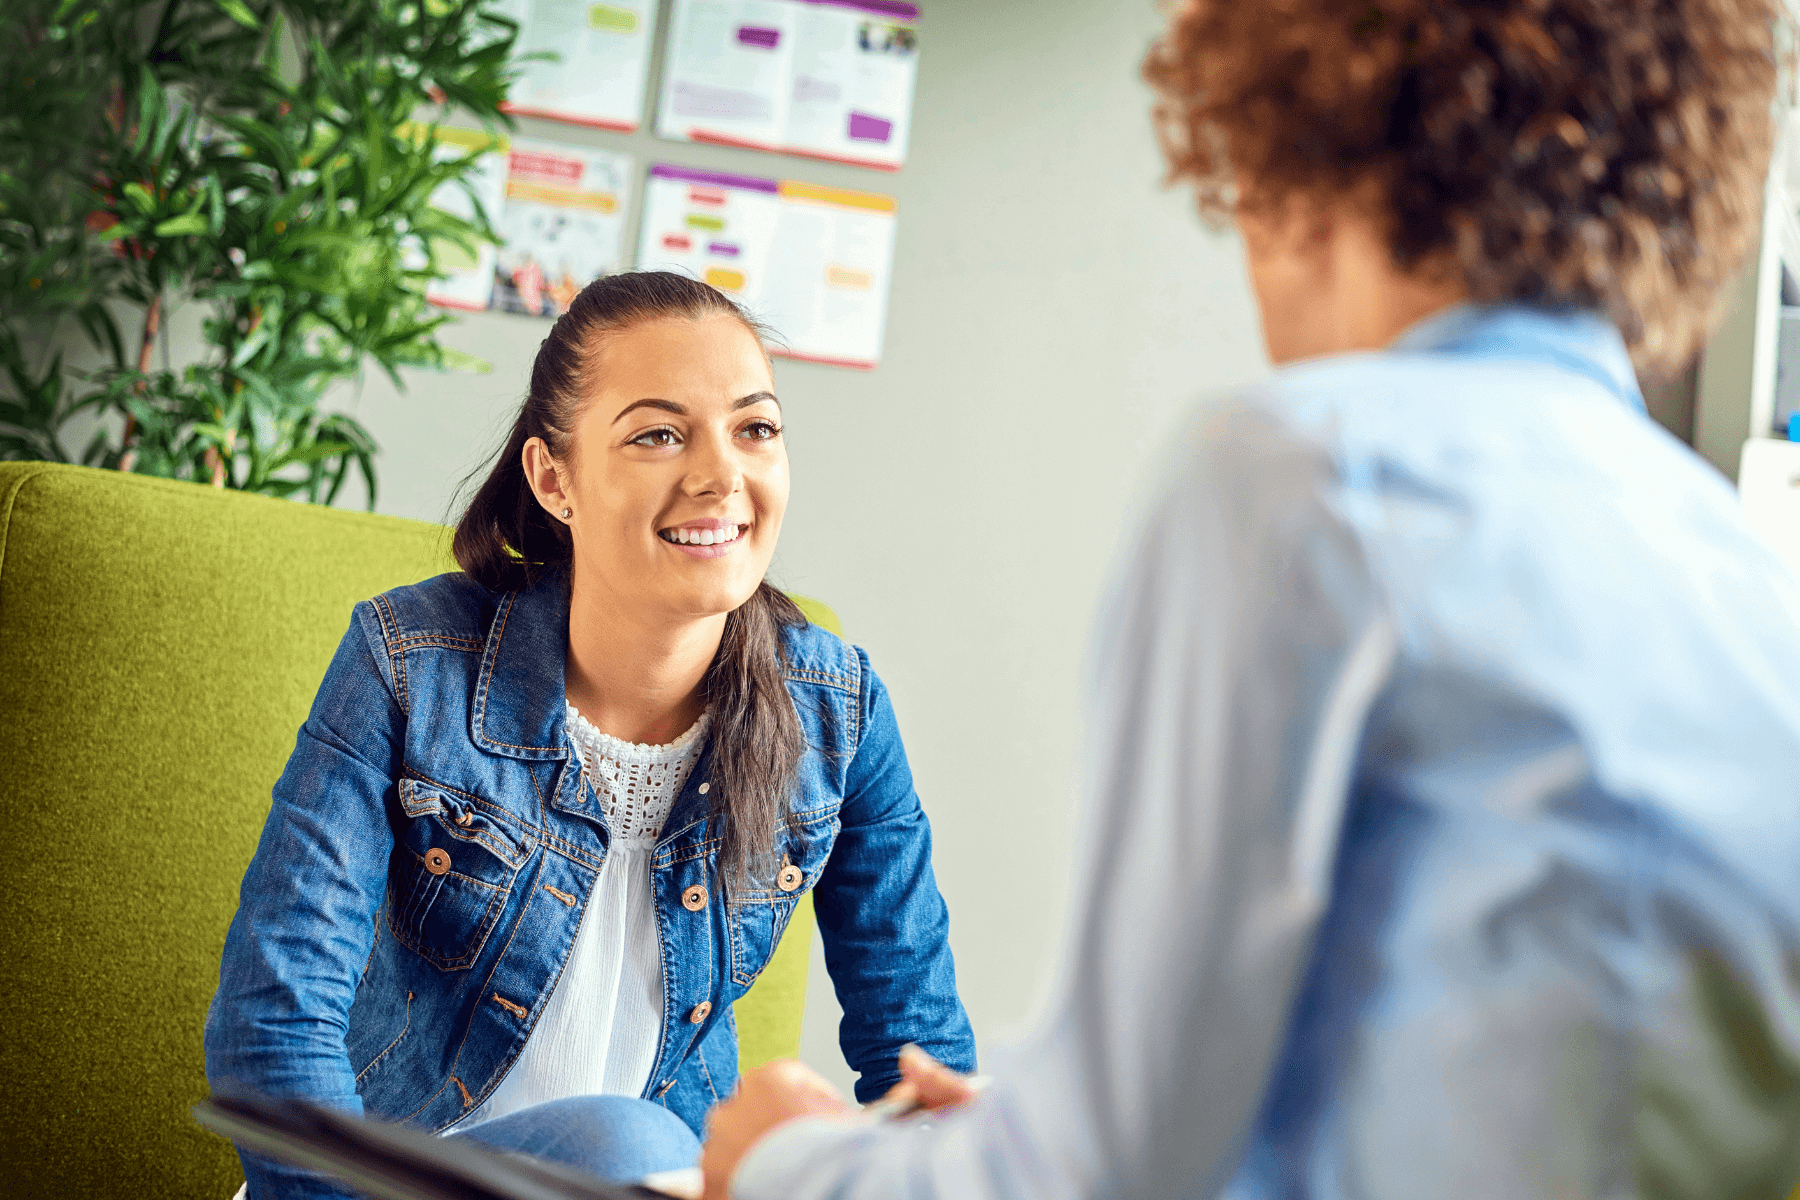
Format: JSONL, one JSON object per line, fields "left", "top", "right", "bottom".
{"left": 777, "top": 864, "right": 803, "bottom": 892}
{"left": 689, "top": 1001, "right": 712, "bottom": 1024}
{"left": 424, "top": 848, "right": 451, "bottom": 876}
{"left": 698, "top": 781, "right": 710, "bottom": 795}
{"left": 682, "top": 884, "right": 708, "bottom": 911}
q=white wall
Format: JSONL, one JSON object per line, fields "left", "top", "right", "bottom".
{"left": 331, "top": 0, "right": 1268, "bottom": 1096}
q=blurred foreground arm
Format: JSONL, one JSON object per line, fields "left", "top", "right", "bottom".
{"left": 713, "top": 405, "right": 1394, "bottom": 1200}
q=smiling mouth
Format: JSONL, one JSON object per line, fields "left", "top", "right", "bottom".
{"left": 659, "top": 524, "right": 749, "bottom": 547}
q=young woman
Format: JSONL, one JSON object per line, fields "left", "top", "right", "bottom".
{"left": 702, "top": 1, "right": 1800, "bottom": 1198}
{"left": 205, "top": 271, "right": 976, "bottom": 1199}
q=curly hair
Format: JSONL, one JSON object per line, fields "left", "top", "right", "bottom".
{"left": 1144, "top": 0, "right": 1785, "bottom": 375}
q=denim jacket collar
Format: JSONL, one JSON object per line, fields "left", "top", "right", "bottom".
{"left": 1389, "top": 303, "right": 1646, "bottom": 415}
{"left": 472, "top": 570, "right": 573, "bottom": 762}
{"left": 471, "top": 569, "right": 719, "bottom": 847}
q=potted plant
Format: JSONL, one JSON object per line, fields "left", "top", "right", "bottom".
{"left": 0, "top": 0, "right": 518, "bottom": 505}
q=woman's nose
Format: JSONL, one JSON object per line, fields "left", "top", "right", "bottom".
{"left": 683, "top": 436, "right": 743, "bottom": 497}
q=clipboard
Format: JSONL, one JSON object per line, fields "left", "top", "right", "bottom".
{"left": 193, "top": 1093, "right": 672, "bottom": 1200}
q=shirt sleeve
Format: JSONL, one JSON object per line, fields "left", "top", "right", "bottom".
{"left": 734, "top": 400, "right": 1396, "bottom": 1200}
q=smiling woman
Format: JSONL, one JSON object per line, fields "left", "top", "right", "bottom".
{"left": 203, "top": 271, "right": 976, "bottom": 1200}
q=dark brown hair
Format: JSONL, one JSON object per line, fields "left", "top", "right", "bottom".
{"left": 1143, "top": 0, "right": 1784, "bottom": 376}
{"left": 453, "top": 270, "right": 807, "bottom": 884}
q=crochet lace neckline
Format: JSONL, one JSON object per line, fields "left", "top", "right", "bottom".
{"left": 564, "top": 704, "right": 709, "bottom": 844}
{"left": 564, "top": 704, "right": 711, "bottom": 763}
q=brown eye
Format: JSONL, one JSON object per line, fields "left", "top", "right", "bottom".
{"left": 738, "top": 420, "right": 780, "bottom": 442}
{"left": 631, "top": 427, "right": 680, "bottom": 448}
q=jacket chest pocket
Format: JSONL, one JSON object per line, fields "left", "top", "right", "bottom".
{"left": 729, "top": 895, "right": 803, "bottom": 989}
{"left": 388, "top": 779, "right": 532, "bottom": 971}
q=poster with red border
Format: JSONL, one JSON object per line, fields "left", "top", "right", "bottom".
{"left": 655, "top": 0, "right": 919, "bottom": 172}
{"left": 493, "top": 140, "right": 635, "bottom": 317}
{"left": 496, "top": 0, "right": 662, "bottom": 132}
{"left": 635, "top": 163, "right": 898, "bottom": 368}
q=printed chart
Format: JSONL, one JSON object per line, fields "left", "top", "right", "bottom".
{"left": 493, "top": 0, "right": 663, "bottom": 131}
{"left": 656, "top": 0, "right": 920, "bottom": 171}
{"left": 636, "top": 162, "right": 898, "bottom": 368}
{"left": 419, "top": 127, "right": 510, "bottom": 313}
{"left": 494, "top": 141, "right": 635, "bottom": 317}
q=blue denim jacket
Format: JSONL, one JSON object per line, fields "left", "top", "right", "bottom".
{"left": 205, "top": 570, "right": 975, "bottom": 1198}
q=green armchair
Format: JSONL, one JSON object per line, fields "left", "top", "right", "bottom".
{"left": 0, "top": 462, "right": 819, "bottom": 1199}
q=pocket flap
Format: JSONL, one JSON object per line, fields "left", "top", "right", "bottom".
{"left": 397, "top": 777, "right": 532, "bottom": 869}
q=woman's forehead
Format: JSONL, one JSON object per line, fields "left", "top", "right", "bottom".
{"left": 591, "top": 316, "right": 773, "bottom": 407}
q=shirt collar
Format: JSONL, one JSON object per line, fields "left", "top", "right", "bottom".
{"left": 1388, "top": 303, "right": 1646, "bottom": 414}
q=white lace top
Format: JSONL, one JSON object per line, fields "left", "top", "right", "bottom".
{"left": 459, "top": 704, "right": 710, "bottom": 1128}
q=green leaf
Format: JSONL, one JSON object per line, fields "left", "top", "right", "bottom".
{"left": 215, "top": 0, "right": 259, "bottom": 29}
{"left": 122, "top": 183, "right": 157, "bottom": 214}
{"left": 153, "top": 214, "right": 208, "bottom": 237}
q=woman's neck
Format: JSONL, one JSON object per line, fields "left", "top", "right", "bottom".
{"left": 563, "top": 570, "right": 724, "bottom": 747}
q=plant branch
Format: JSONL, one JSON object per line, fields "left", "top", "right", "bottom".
{"left": 119, "top": 290, "right": 162, "bottom": 473}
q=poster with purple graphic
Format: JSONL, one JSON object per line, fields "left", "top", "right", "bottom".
{"left": 655, "top": 0, "right": 919, "bottom": 171}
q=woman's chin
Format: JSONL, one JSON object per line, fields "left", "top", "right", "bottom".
{"left": 657, "top": 575, "right": 766, "bottom": 622}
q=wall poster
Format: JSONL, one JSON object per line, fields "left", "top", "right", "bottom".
{"left": 494, "top": 0, "right": 663, "bottom": 131}
{"left": 636, "top": 162, "right": 898, "bottom": 368}
{"left": 493, "top": 140, "right": 635, "bottom": 317}
{"left": 656, "top": 0, "right": 919, "bottom": 171}
{"left": 417, "top": 126, "right": 510, "bottom": 312}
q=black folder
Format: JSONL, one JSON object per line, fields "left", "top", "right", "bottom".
{"left": 194, "top": 1093, "right": 671, "bottom": 1200}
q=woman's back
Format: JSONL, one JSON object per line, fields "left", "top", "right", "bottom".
{"left": 1222, "top": 303, "right": 1800, "bottom": 1197}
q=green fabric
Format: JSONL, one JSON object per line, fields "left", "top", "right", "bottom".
{"left": 0, "top": 462, "right": 822, "bottom": 1199}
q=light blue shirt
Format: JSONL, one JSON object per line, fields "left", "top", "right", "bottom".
{"left": 736, "top": 305, "right": 1800, "bottom": 1200}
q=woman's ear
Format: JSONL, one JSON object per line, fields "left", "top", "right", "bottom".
{"left": 521, "top": 436, "right": 571, "bottom": 520}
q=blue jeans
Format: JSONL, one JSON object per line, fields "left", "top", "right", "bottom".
{"left": 446, "top": 1095, "right": 701, "bottom": 1183}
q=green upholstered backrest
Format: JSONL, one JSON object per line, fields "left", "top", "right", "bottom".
{"left": 0, "top": 462, "right": 824, "bottom": 1200}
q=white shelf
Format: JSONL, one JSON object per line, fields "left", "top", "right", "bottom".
{"left": 1739, "top": 438, "right": 1800, "bottom": 577}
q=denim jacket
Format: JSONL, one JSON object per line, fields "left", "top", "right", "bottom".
{"left": 205, "top": 570, "right": 975, "bottom": 1198}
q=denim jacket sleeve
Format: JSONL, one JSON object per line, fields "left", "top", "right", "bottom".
{"left": 811, "top": 652, "right": 976, "bottom": 1103}
{"left": 204, "top": 602, "right": 401, "bottom": 1200}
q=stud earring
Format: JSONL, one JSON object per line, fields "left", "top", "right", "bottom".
{"left": 559, "top": 507, "right": 572, "bottom": 520}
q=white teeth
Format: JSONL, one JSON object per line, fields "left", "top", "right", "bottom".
{"left": 665, "top": 525, "right": 744, "bottom": 546}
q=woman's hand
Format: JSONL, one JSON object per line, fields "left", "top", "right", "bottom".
{"left": 701, "top": 1060, "right": 852, "bottom": 1200}
{"left": 873, "top": 1043, "right": 980, "bottom": 1114}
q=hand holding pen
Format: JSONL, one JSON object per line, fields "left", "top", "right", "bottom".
{"left": 864, "top": 1043, "right": 989, "bottom": 1121}
{"left": 698, "top": 1045, "right": 985, "bottom": 1200}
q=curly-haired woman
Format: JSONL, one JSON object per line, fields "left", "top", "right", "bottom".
{"left": 702, "top": 2, "right": 1800, "bottom": 1198}
{"left": 204, "top": 271, "right": 975, "bottom": 1199}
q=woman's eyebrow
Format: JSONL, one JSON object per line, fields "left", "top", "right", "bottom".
{"left": 612, "top": 392, "right": 779, "bottom": 424}
{"left": 612, "top": 398, "right": 684, "bottom": 424}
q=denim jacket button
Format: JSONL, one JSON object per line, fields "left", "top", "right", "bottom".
{"left": 682, "top": 885, "right": 708, "bottom": 911}
{"left": 698, "top": 781, "right": 710, "bottom": 795}
{"left": 777, "top": 865, "right": 803, "bottom": 892}
{"left": 424, "top": 848, "right": 451, "bottom": 876}
{"left": 689, "top": 1001, "right": 712, "bottom": 1024}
